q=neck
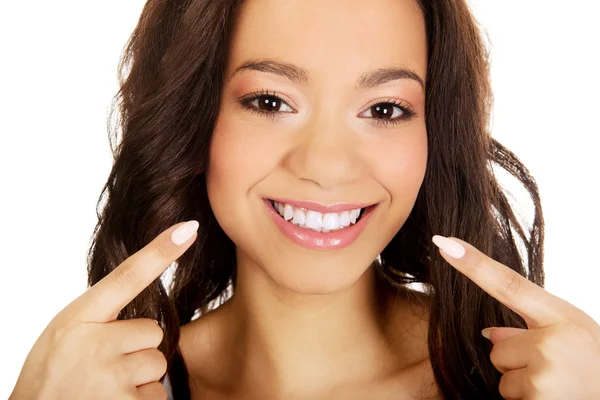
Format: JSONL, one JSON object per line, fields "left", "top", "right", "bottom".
{"left": 220, "top": 251, "right": 412, "bottom": 397}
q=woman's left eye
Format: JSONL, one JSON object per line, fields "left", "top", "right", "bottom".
{"left": 358, "top": 101, "right": 416, "bottom": 127}
{"left": 239, "top": 90, "right": 417, "bottom": 127}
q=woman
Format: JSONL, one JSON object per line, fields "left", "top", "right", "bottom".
{"left": 10, "top": 0, "right": 600, "bottom": 399}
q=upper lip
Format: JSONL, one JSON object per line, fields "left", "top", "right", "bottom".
{"left": 266, "top": 197, "right": 376, "bottom": 213}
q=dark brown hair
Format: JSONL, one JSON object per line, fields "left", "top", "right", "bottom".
{"left": 87, "top": 0, "right": 544, "bottom": 398}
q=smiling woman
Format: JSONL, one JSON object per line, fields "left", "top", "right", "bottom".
{"left": 85, "top": 0, "right": 540, "bottom": 398}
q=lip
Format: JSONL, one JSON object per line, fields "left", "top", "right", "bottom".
{"left": 263, "top": 198, "right": 378, "bottom": 250}
{"left": 267, "top": 197, "right": 374, "bottom": 213}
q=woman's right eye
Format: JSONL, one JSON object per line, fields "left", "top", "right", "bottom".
{"left": 239, "top": 90, "right": 295, "bottom": 120}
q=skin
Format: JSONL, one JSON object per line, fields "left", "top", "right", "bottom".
{"left": 9, "top": 221, "right": 196, "bottom": 399}
{"left": 10, "top": 1, "right": 599, "bottom": 398}
{"left": 181, "top": 0, "right": 435, "bottom": 398}
{"left": 432, "top": 235, "right": 600, "bottom": 399}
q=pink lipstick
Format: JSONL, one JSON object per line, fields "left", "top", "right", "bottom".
{"left": 263, "top": 198, "right": 378, "bottom": 250}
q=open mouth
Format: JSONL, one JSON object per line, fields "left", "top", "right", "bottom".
{"left": 266, "top": 199, "right": 373, "bottom": 233}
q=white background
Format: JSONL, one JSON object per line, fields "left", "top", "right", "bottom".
{"left": 1, "top": 1, "right": 598, "bottom": 397}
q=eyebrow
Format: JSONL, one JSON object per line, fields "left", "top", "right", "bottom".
{"left": 226, "top": 58, "right": 425, "bottom": 92}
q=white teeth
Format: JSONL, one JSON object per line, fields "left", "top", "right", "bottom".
{"left": 292, "top": 208, "right": 306, "bottom": 225}
{"left": 272, "top": 200, "right": 367, "bottom": 233}
{"left": 305, "top": 210, "right": 323, "bottom": 231}
{"left": 283, "top": 203, "right": 294, "bottom": 221}
{"left": 349, "top": 209, "right": 357, "bottom": 224}
{"left": 339, "top": 211, "right": 350, "bottom": 227}
{"left": 322, "top": 213, "right": 340, "bottom": 230}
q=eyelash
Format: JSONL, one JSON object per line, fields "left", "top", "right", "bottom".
{"left": 238, "top": 89, "right": 417, "bottom": 127}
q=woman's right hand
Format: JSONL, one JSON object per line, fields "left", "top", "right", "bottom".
{"left": 9, "top": 220, "right": 199, "bottom": 400}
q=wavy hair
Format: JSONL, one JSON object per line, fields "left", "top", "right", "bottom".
{"left": 87, "top": 0, "right": 544, "bottom": 398}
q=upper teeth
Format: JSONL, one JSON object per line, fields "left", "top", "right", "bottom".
{"left": 272, "top": 201, "right": 363, "bottom": 232}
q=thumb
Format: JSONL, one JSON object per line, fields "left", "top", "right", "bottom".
{"left": 482, "top": 327, "right": 527, "bottom": 345}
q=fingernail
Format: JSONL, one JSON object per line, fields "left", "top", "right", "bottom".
{"left": 432, "top": 235, "right": 466, "bottom": 259}
{"left": 171, "top": 220, "right": 199, "bottom": 245}
{"left": 481, "top": 328, "right": 493, "bottom": 340}
{"left": 153, "top": 319, "right": 160, "bottom": 325}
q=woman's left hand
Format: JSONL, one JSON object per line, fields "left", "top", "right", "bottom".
{"left": 431, "top": 235, "right": 600, "bottom": 400}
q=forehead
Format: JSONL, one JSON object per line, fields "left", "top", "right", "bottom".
{"left": 226, "top": 0, "right": 427, "bottom": 88}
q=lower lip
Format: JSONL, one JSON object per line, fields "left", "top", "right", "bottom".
{"left": 263, "top": 199, "right": 377, "bottom": 250}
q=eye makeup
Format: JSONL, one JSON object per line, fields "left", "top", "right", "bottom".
{"left": 237, "top": 88, "right": 418, "bottom": 127}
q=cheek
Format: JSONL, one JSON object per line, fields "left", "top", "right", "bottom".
{"left": 207, "top": 119, "right": 249, "bottom": 205}
{"left": 206, "top": 115, "right": 280, "bottom": 237}
{"left": 370, "top": 128, "right": 428, "bottom": 204}
{"left": 207, "top": 118, "right": 270, "bottom": 195}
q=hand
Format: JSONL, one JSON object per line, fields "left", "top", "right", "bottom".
{"left": 10, "top": 220, "right": 200, "bottom": 400}
{"left": 432, "top": 235, "right": 600, "bottom": 400}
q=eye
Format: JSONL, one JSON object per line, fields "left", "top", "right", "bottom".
{"left": 238, "top": 90, "right": 417, "bottom": 127}
{"left": 239, "top": 89, "right": 295, "bottom": 120}
{"left": 358, "top": 99, "right": 417, "bottom": 127}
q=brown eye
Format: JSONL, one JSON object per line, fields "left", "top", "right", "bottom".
{"left": 256, "top": 95, "right": 283, "bottom": 112}
{"left": 370, "top": 103, "right": 401, "bottom": 119}
{"left": 358, "top": 100, "right": 416, "bottom": 127}
{"left": 239, "top": 90, "right": 295, "bottom": 120}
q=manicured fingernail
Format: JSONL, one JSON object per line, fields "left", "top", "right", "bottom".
{"left": 481, "top": 328, "right": 493, "bottom": 340}
{"left": 171, "top": 220, "right": 199, "bottom": 245}
{"left": 432, "top": 235, "right": 466, "bottom": 259}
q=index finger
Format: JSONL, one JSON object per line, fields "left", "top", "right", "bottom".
{"left": 67, "top": 220, "right": 199, "bottom": 322}
{"left": 432, "top": 235, "right": 571, "bottom": 328}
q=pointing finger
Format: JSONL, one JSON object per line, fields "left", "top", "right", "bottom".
{"left": 432, "top": 235, "right": 571, "bottom": 328}
{"left": 67, "top": 220, "right": 199, "bottom": 322}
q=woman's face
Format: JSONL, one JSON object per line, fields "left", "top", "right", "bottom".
{"left": 206, "top": 0, "right": 428, "bottom": 294}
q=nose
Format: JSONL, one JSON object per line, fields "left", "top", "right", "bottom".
{"left": 281, "top": 112, "right": 364, "bottom": 190}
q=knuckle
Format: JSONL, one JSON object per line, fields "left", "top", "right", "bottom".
{"left": 532, "top": 331, "right": 558, "bottom": 357}
{"left": 153, "top": 237, "right": 174, "bottom": 260}
{"left": 499, "top": 271, "right": 523, "bottom": 300}
{"left": 531, "top": 338, "right": 548, "bottom": 359}
{"left": 488, "top": 345, "right": 501, "bottom": 366}
{"left": 154, "top": 326, "right": 165, "bottom": 347}
{"left": 528, "top": 368, "right": 552, "bottom": 395}
{"left": 145, "top": 319, "right": 165, "bottom": 347}
{"left": 559, "top": 319, "right": 584, "bottom": 335}
{"left": 558, "top": 320, "right": 595, "bottom": 345}
{"left": 488, "top": 345, "right": 508, "bottom": 374}
{"left": 53, "top": 322, "right": 113, "bottom": 360}
{"left": 469, "top": 250, "right": 491, "bottom": 275}
{"left": 51, "top": 320, "right": 85, "bottom": 347}
{"left": 497, "top": 373, "right": 512, "bottom": 398}
{"left": 113, "top": 264, "right": 138, "bottom": 288}
{"left": 148, "top": 348, "right": 168, "bottom": 375}
{"left": 148, "top": 382, "right": 168, "bottom": 400}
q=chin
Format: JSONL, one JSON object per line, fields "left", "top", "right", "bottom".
{"left": 246, "top": 247, "right": 380, "bottom": 296}
{"left": 210, "top": 196, "right": 403, "bottom": 298}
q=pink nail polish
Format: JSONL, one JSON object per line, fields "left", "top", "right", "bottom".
{"left": 171, "top": 220, "right": 199, "bottom": 245}
{"left": 481, "top": 328, "right": 493, "bottom": 340}
{"left": 432, "top": 235, "right": 466, "bottom": 259}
